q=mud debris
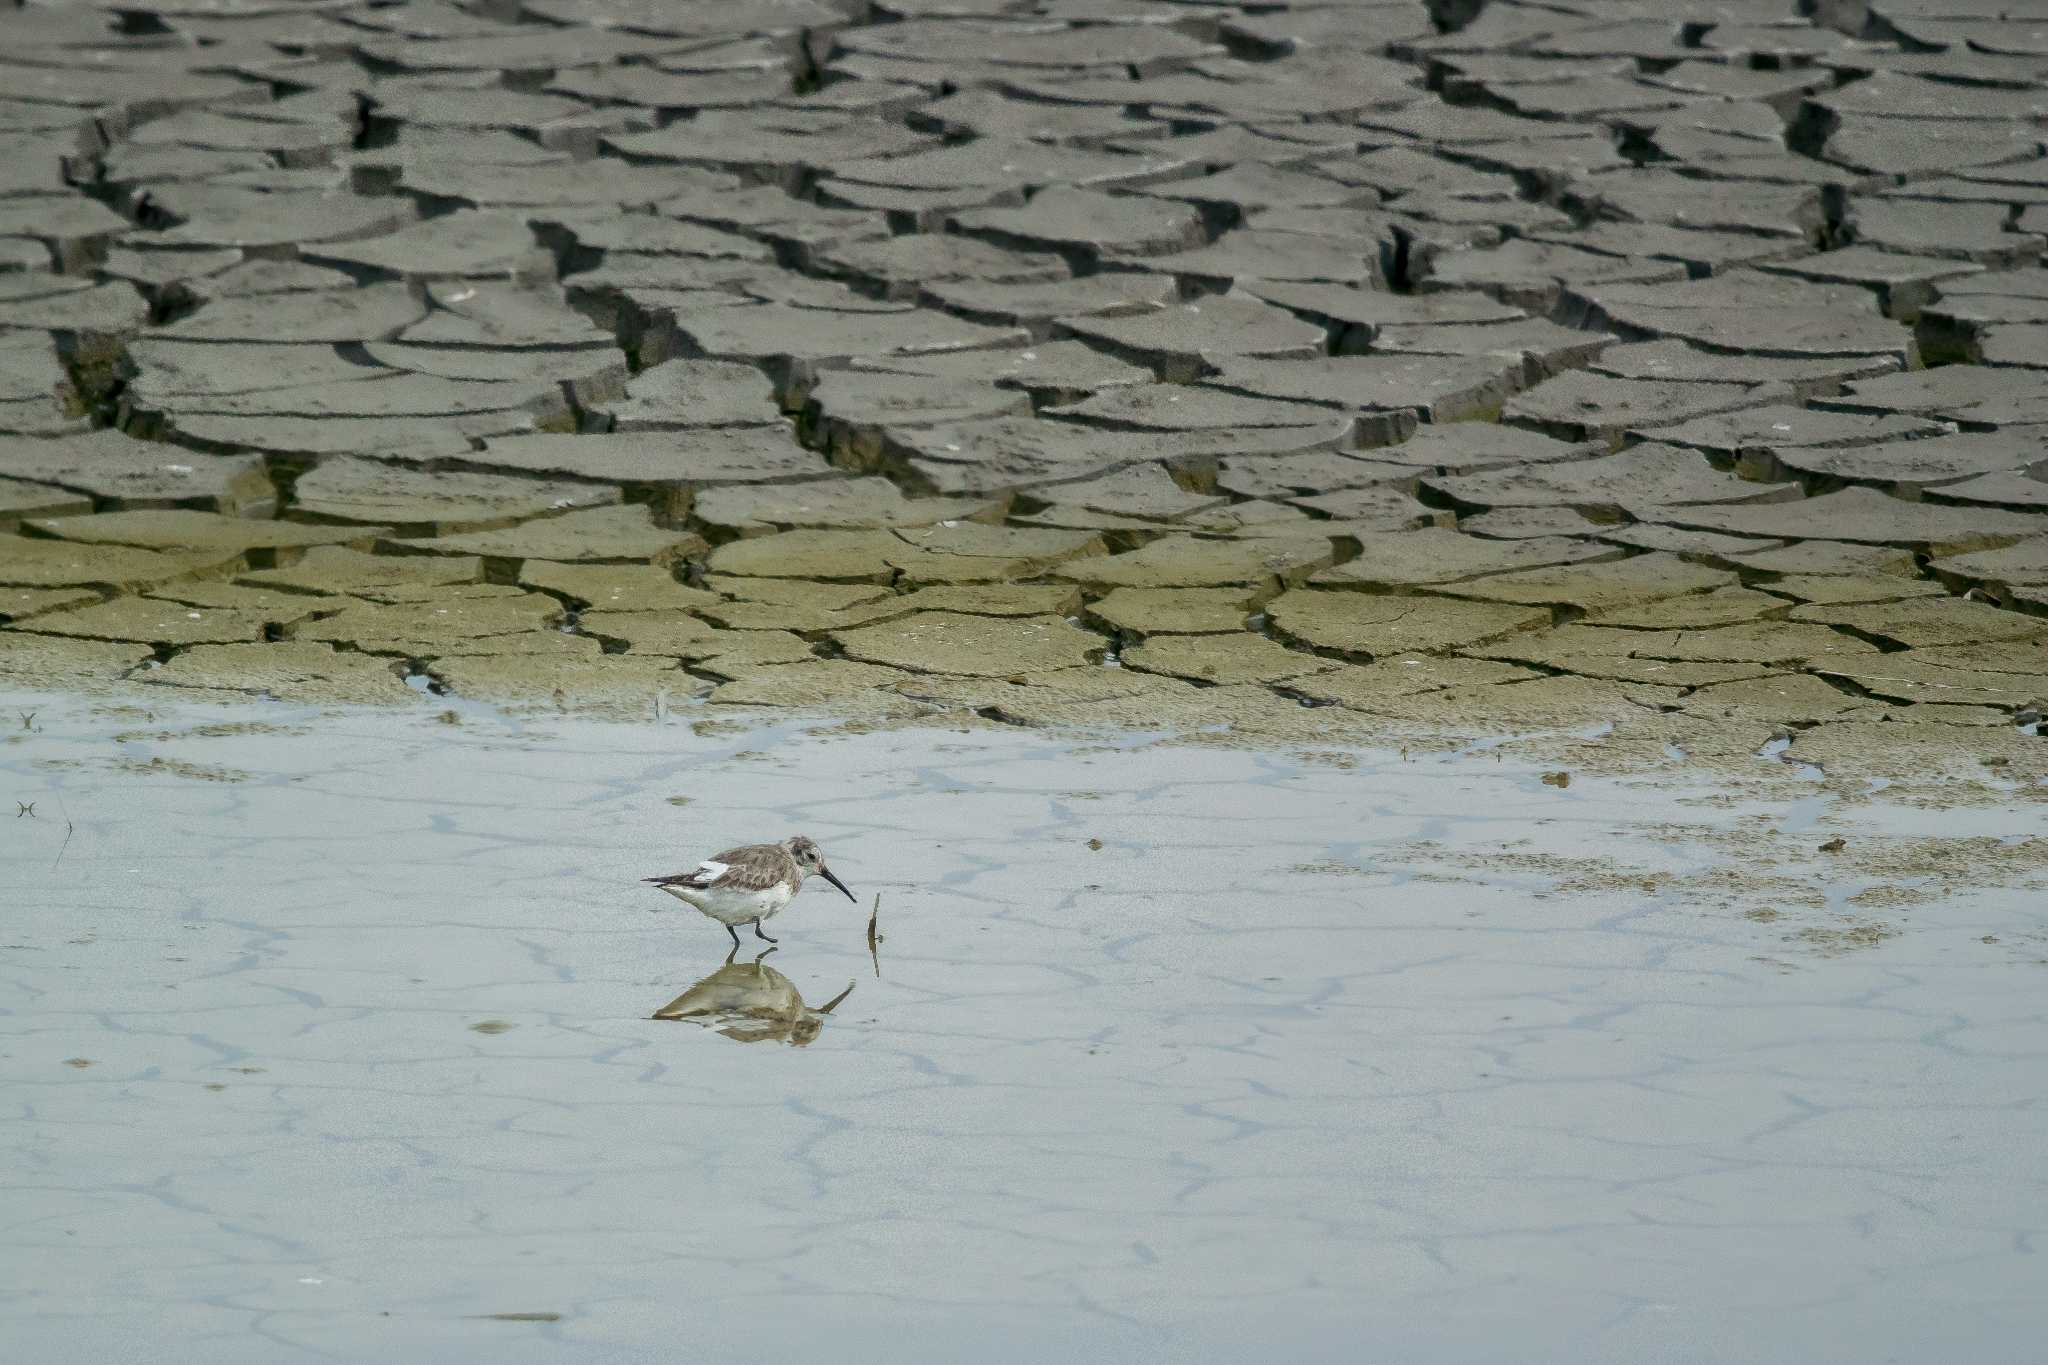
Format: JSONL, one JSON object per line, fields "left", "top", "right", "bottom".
{"left": 0, "top": 0, "right": 2043, "bottom": 790}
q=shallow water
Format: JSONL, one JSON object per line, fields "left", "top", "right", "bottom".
{"left": 2, "top": 692, "right": 2044, "bottom": 1364}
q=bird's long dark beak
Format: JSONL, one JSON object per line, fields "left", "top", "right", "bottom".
{"left": 820, "top": 867, "right": 856, "bottom": 902}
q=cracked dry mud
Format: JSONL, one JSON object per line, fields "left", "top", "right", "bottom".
{"left": 0, "top": 0, "right": 2043, "bottom": 802}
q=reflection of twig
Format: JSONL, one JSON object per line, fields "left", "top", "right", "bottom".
{"left": 866, "top": 892, "right": 881, "bottom": 977}
{"left": 818, "top": 980, "right": 856, "bottom": 1014}
{"left": 52, "top": 794, "right": 73, "bottom": 871}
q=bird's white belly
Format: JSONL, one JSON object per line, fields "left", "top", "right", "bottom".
{"left": 663, "top": 881, "right": 794, "bottom": 925}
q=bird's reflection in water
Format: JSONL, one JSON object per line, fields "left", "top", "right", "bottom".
{"left": 652, "top": 948, "right": 855, "bottom": 1047}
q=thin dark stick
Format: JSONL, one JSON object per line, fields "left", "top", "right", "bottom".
{"left": 866, "top": 892, "right": 881, "bottom": 978}
{"left": 52, "top": 793, "right": 73, "bottom": 871}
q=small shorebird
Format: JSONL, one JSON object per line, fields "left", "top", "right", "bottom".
{"left": 643, "top": 835, "right": 855, "bottom": 947}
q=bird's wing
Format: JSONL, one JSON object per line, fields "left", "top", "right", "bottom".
{"left": 644, "top": 858, "right": 730, "bottom": 889}
{"left": 644, "top": 845, "right": 787, "bottom": 890}
{"left": 709, "top": 852, "right": 795, "bottom": 891}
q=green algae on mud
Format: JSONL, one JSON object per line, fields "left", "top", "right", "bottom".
{"left": 5, "top": 616, "right": 2044, "bottom": 805}
{"left": 4, "top": 439, "right": 2047, "bottom": 797}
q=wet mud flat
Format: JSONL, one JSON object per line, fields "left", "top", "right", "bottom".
{"left": 3, "top": 691, "right": 2047, "bottom": 1364}
{"left": 2, "top": 1, "right": 2048, "bottom": 784}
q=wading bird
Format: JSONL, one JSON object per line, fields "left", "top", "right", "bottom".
{"left": 644, "top": 835, "right": 855, "bottom": 947}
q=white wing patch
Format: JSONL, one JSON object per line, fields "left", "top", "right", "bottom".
{"left": 693, "top": 860, "right": 730, "bottom": 882}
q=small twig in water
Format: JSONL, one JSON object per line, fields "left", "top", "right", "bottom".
{"left": 18, "top": 711, "right": 34, "bottom": 730}
{"left": 866, "top": 892, "right": 882, "bottom": 977}
{"left": 51, "top": 794, "right": 73, "bottom": 870}
{"left": 468, "top": 1312, "right": 561, "bottom": 1323}
{"left": 16, "top": 802, "right": 33, "bottom": 818}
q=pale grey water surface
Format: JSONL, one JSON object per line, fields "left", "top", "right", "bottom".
{"left": 2, "top": 690, "right": 2045, "bottom": 1365}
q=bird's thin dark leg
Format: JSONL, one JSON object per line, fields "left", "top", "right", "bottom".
{"left": 753, "top": 919, "right": 778, "bottom": 944}
{"left": 726, "top": 923, "right": 742, "bottom": 949}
